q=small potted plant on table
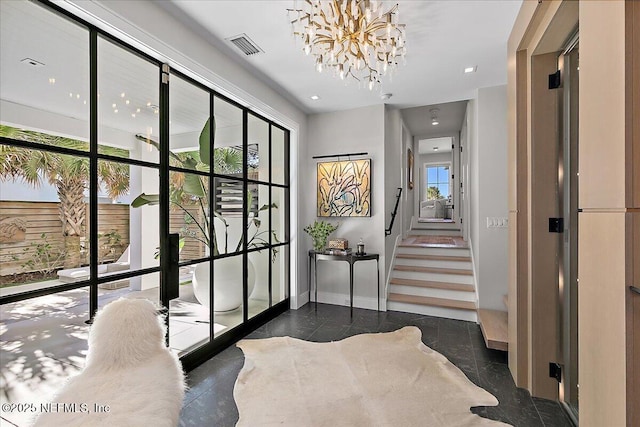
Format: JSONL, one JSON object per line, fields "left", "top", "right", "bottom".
{"left": 303, "top": 220, "right": 339, "bottom": 252}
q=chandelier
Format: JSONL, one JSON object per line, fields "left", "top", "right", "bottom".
{"left": 287, "top": 0, "right": 406, "bottom": 90}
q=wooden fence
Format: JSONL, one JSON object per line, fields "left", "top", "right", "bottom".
{"left": 0, "top": 201, "right": 130, "bottom": 276}
{"left": 0, "top": 201, "right": 206, "bottom": 276}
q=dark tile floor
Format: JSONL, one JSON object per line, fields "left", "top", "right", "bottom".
{"left": 179, "top": 303, "right": 574, "bottom": 427}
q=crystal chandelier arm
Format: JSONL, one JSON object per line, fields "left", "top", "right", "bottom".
{"left": 287, "top": 0, "right": 405, "bottom": 89}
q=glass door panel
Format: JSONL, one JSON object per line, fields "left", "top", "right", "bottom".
{"left": 272, "top": 246, "right": 289, "bottom": 305}
{"left": 0, "top": 287, "right": 90, "bottom": 427}
{"left": 213, "top": 254, "right": 244, "bottom": 334}
{"left": 248, "top": 249, "right": 270, "bottom": 319}
{"left": 214, "top": 96, "right": 244, "bottom": 179}
{"left": 98, "top": 37, "right": 160, "bottom": 164}
{"left": 169, "top": 74, "right": 209, "bottom": 171}
{"left": 247, "top": 113, "right": 269, "bottom": 182}
{"left": 271, "top": 127, "right": 287, "bottom": 186}
{"left": 0, "top": 0, "right": 89, "bottom": 149}
{"left": 170, "top": 261, "right": 210, "bottom": 356}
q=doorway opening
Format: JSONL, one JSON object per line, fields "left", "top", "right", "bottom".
{"left": 417, "top": 137, "right": 455, "bottom": 224}
{"left": 559, "top": 33, "right": 579, "bottom": 424}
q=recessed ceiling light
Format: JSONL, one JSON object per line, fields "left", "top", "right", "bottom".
{"left": 310, "top": 95, "right": 320, "bottom": 100}
{"left": 431, "top": 120, "right": 439, "bottom": 126}
{"left": 433, "top": 147, "right": 439, "bottom": 151}
{"left": 464, "top": 66, "right": 477, "bottom": 73}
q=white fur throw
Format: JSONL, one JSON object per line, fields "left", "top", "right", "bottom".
{"left": 32, "top": 298, "right": 185, "bottom": 427}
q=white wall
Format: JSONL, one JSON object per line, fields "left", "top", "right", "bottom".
{"left": 468, "top": 85, "right": 509, "bottom": 310}
{"left": 303, "top": 105, "right": 385, "bottom": 309}
{"left": 61, "top": 0, "right": 308, "bottom": 307}
{"left": 384, "top": 106, "right": 403, "bottom": 284}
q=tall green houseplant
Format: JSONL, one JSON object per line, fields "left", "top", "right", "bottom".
{"left": 132, "top": 119, "right": 276, "bottom": 256}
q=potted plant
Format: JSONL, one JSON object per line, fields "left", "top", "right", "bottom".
{"left": 132, "top": 119, "right": 277, "bottom": 311}
{"left": 304, "top": 220, "right": 339, "bottom": 252}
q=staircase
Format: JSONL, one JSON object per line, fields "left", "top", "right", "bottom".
{"left": 387, "top": 221, "right": 478, "bottom": 322}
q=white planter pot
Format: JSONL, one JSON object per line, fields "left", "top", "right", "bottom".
{"left": 192, "top": 257, "right": 255, "bottom": 312}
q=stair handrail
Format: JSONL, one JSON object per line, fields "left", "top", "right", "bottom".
{"left": 385, "top": 187, "right": 403, "bottom": 236}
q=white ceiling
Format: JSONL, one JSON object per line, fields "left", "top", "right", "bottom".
{"left": 164, "top": 0, "right": 522, "bottom": 115}
{"left": 0, "top": 0, "right": 521, "bottom": 146}
{"left": 418, "top": 137, "right": 453, "bottom": 154}
{"left": 401, "top": 100, "right": 468, "bottom": 139}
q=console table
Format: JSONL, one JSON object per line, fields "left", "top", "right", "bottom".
{"left": 308, "top": 250, "right": 380, "bottom": 316}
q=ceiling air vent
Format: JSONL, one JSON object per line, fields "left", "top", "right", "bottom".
{"left": 226, "top": 33, "right": 264, "bottom": 56}
{"left": 20, "top": 57, "right": 45, "bottom": 68}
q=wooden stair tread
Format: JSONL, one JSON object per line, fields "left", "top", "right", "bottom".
{"left": 396, "top": 253, "right": 471, "bottom": 262}
{"left": 389, "top": 278, "right": 475, "bottom": 292}
{"left": 388, "top": 293, "right": 477, "bottom": 311}
{"left": 394, "top": 265, "right": 473, "bottom": 276}
{"left": 399, "top": 243, "right": 469, "bottom": 249}
{"left": 478, "top": 309, "right": 508, "bottom": 352}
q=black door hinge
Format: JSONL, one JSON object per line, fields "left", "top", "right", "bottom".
{"left": 549, "top": 218, "right": 564, "bottom": 233}
{"left": 549, "top": 362, "right": 562, "bottom": 382}
{"left": 548, "top": 70, "right": 561, "bottom": 89}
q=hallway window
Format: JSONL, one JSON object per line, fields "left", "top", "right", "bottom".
{"left": 425, "top": 165, "right": 450, "bottom": 200}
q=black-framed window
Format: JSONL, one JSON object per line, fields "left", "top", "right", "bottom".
{"left": 0, "top": 0, "right": 290, "bottom": 378}
{"left": 425, "top": 164, "right": 450, "bottom": 200}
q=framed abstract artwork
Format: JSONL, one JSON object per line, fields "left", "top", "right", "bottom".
{"left": 317, "top": 159, "right": 371, "bottom": 217}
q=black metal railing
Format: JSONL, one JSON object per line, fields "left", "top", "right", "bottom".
{"left": 385, "top": 187, "right": 402, "bottom": 236}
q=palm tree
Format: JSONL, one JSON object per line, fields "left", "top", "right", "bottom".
{"left": 0, "top": 125, "right": 130, "bottom": 268}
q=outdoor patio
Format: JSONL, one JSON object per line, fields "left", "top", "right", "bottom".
{"left": 0, "top": 278, "right": 266, "bottom": 427}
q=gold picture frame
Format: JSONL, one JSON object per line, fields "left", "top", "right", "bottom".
{"left": 317, "top": 159, "right": 371, "bottom": 217}
{"left": 407, "top": 148, "right": 414, "bottom": 190}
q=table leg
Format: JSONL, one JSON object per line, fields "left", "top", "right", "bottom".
{"left": 377, "top": 259, "right": 380, "bottom": 312}
{"left": 349, "top": 261, "right": 354, "bottom": 318}
{"left": 314, "top": 254, "right": 318, "bottom": 312}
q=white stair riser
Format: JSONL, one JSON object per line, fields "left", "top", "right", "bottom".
{"left": 397, "top": 246, "right": 470, "bottom": 257}
{"left": 395, "top": 257, "right": 472, "bottom": 270}
{"left": 387, "top": 302, "right": 478, "bottom": 322}
{"left": 392, "top": 270, "right": 474, "bottom": 285}
{"left": 389, "top": 284, "right": 477, "bottom": 301}
{"left": 409, "top": 229, "right": 462, "bottom": 236}
{"left": 413, "top": 222, "right": 460, "bottom": 230}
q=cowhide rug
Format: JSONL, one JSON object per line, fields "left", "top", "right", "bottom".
{"left": 234, "top": 326, "right": 510, "bottom": 426}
